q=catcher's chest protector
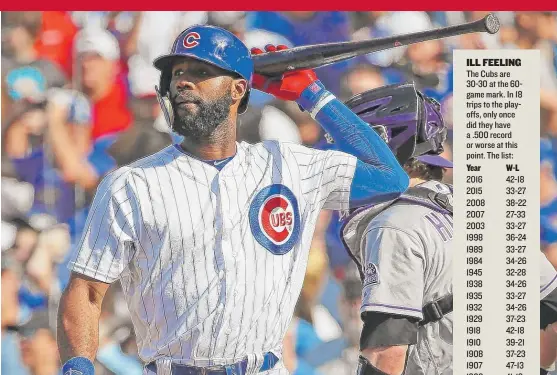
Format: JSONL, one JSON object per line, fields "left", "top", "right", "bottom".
{"left": 341, "top": 185, "right": 453, "bottom": 281}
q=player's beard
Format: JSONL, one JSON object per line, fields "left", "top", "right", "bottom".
{"left": 171, "top": 92, "right": 233, "bottom": 140}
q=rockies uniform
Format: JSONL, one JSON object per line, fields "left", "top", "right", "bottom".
{"left": 541, "top": 251, "right": 557, "bottom": 329}
{"left": 342, "top": 180, "right": 453, "bottom": 375}
{"left": 69, "top": 140, "right": 358, "bottom": 374}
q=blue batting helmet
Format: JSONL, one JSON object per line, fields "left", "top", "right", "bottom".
{"left": 153, "top": 25, "right": 253, "bottom": 124}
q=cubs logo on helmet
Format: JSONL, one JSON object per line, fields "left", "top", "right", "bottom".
{"left": 183, "top": 32, "right": 200, "bottom": 48}
{"left": 249, "top": 184, "right": 300, "bottom": 255}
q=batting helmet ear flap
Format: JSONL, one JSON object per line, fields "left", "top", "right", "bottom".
{"left": 156, "top": 85, "right": 174, "bottom": 128}
{"left": 156, "top": 67, "right": 174, "bottom": 127}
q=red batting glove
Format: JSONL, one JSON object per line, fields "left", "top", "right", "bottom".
{"left": 251, "top": 44, "right": 318, "bottom": 101}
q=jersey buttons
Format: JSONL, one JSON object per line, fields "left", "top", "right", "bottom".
{"left": 218, "top": 270, "right": 225, "bottom": 279}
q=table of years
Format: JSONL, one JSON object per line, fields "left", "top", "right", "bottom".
{"left": 453, "top": 50, "right": 540, "bottom": 375}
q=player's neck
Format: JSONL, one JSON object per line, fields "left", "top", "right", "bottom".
{"left": 180, "top": 123, "right": 237, "bottom": 160}
{"left": 409, "top": 177, "right": 427, "bottom": 188}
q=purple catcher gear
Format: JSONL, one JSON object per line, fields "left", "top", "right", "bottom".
{"left": 343, "top": 83, "right": 452, "bottom": 168}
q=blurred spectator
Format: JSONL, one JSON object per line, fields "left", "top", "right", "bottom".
{"left": 34, "top": 11, "right": 79, "bottom": 78}
{"left": 4, "top": 29, "right": 131, "bottom": 232}
{"left": 2, "top": 257, "right": 22, "bottom": 331}
{"left": 279, "top": 104, "right": 322, "bottom": 146}
{"left": 1, "top": 255, "right": 28, "bottom": 375}
{"left": 318, "top": 264, "right": 362, "bottom": 375}
{"left": 284, "top": 244, "right": 342, "bottom": 375}
{"left": 2, "top": 12, "right": 67, "bottom": 103}
{"left": 25, "top": 224, "right": 70, "bottom": 294}
{"left": 324, "top": 211, "right": 352, "bottom": 276}
{"left": 74, "top": 28, "right": 132, "bottom": 140}
{"left": 351, "top": 12, "right": 399, "bottom": 68}
{"left": 514, "top": 12, "right": 557, "bottom": 136}
{"left": 1, "top": 177, "right": 34, "bottom": 219}
{"left": 8, "top": 218, "right": 39, "bottom": 265}
{"left": 340, "top": 63, "right": 386, "bottom": 100}
{"left": 256, "top": 105, "right": 302, "bottom": 144}
{"left": 246, "top": 12, "right": 353, "bottom": 96}
{"left": 541, "top": 136, "right": 557, "bottom": 269}
{"left": 18, "top": 311, "right": 60, "bottom": 375}
{"left": 108, "top": 94, "right": 173, "bottom": 166}
{"left": 514, "top": 12, "right": 557, "bottom": 89}
{"left": 125, "top": 11, "right": 208, "bottom": 98}
{"left": 94, "top": 284, "right": 143, "bottom": 375}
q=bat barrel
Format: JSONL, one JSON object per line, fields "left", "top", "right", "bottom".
{"left": 484, "top": 13, "right": 501, "bottom": 34}
{"left": 252, "top": 13, "right": 500, "bottom": 76}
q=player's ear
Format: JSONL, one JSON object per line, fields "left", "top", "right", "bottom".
{"left": 231, "top": 78, "right": 248, "bottom": 102}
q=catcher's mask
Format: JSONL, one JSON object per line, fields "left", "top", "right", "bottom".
{"left": 153, "top": 25, "right": 253, "bottom": 127}
{"left": 341, "top": 83, "right": 450, "bottom": 167}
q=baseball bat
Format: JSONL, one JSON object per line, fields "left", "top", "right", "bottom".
{"left": 252, "top": 13, "right": 500, "bottom": 76}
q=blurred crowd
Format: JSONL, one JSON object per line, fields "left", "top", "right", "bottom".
{"left": 1, "top": 11, "right": 557, "bottom": 375}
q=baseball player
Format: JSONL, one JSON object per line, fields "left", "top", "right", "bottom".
{"left": 541, "top": 251, "right": 557, "bottom": 375}
{"left": 57, "top": 25, "right": 409, "bottom": 375}
{"left": 339, "top": 83, "right": 453, "bottom": 375}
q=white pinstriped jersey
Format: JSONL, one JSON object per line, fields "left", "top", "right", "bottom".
{"left": 69, "top": 140, "right": 357, "bottom": 368}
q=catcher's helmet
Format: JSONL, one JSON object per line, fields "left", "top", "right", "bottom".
{"left": 153, "top": 25, "right": 253, "bottom": 125}
{"left": 344, "top": 83, "right": 452, "bottom": 168}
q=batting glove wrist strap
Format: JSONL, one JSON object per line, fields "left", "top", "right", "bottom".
{"left": 296, "top": 81, "right": 332, "bottom": 114}
{"left": 63, "top": 356, "right": 95, "bottom": 375}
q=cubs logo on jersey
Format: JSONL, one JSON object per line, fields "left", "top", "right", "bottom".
{"left": 249, "top": 184, "right": 300, "bottom": 255}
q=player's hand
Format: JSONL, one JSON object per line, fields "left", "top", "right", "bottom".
{"left": 250, "top": 44, "right": 318, "bottom": 101}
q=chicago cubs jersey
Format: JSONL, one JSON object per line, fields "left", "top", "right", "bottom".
{"left": 68, "top": 140, "right": 356, "bottom": 370}
{"left": 359, "top": 180, "right": 453, "bottom": 375}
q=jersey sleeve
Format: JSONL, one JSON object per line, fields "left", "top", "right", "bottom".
{"left": 360, "top": 226, "right": 426, "bottom": 320}
{"left": 287, "top": 144, "right": 357, "bottom": 211}
{"left": 68, "top": 168, "right": 138, "bottom": 283}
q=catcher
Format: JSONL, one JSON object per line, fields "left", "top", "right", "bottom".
{"left": 340, "top": 83, "right": 453, "bottom": 375}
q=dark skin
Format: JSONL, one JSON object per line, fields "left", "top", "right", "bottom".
{"left": 57, "top": 272, "right": 110, "bottom": 363}
{"left": 170, "top": 57, "right": 248, "bottom": 160}
{"left": 56, "top": 58, "right": 249, "bottom": 365}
